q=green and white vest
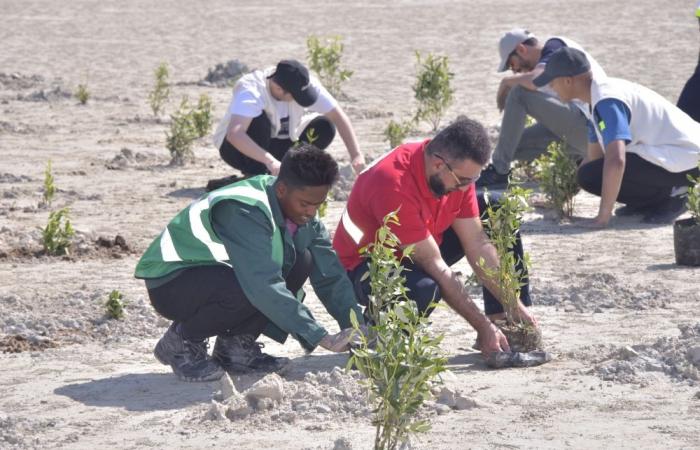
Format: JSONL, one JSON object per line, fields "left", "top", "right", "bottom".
{"left": 135, "top": 175, "right": 283, "bottom": 279}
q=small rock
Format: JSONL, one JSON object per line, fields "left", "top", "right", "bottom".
{"left": 687, "top": 346, "right": 700, "bottom": 365}
{"left": 316, "top": 403, "right": 333, "bottom": 414}
{"left": 225, "top": 401, "right": 253, "bottom": 420}
{"left": 436, "top": 387, "right": 456, "bottom": 408}
{"left": 618, "top": 346, "right": 639, "bottom": 360}
{"left": 204, "top": 400, "right": 227, "bottom": 421}
{"left": 454, "top": 394, "right": 489, "bottom": 410}
{"left": 332, "top": 437, "right": 352, "bottom": 450}
{"left": 245, "top": 373, "right": 284, "bottom": 403}
{"left": 434, "top": 403, "right": 452, "bottom": 415}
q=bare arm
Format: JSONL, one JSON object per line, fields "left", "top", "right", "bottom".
{"left": 408, "top": 233, "right": 510, "bottom": 355}
{"left": 496, "top": 65, "right": 545, "bottom": 111}
{"left": 454, "top": 217, "right": 537, "bottom": 327}
{"left": 226, "top": 114, "right": 281, "bottom": 175}
{"left": 595, "top": 140, "right": 626, "bottom": 226}
{"left": 324, "top": 106, "right": 365, "bottom": 173}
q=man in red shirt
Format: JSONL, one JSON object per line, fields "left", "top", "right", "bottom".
{"left": 333, "top": 117, "right": 538, "bottom": 356}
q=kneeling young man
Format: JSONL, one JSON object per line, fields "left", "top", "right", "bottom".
{"left": 533, "top": 47, "right": 700, "bottom": 226}
{"left": 135, "top": 144, "right": 364, "bottom": 381}
{"left": 333, "top": 118, "right": 539, "bottom": 357}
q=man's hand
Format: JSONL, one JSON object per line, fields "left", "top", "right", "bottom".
{"left": 351, "top": 154, "right": 366, "bottom": 174}
{"left": 318, "top": 328, "right": 363, "bottom": 353}
{"left": 576, "top": 213, "right": 612, "bottom": 229}
{"left": 477, "top": 322, "right": 511, "bottom": 356}
{"left": 513, "top": 303, "right": 539, "bottom": 329}
{"left": 496, "top": 81, "right": 511, "bottom": 112}
{"left": 266, "top": 159, "right": 281, "bottom": 176}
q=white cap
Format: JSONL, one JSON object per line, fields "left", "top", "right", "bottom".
{"left": 497, "top": 28, "right": 536, "bottom": 72}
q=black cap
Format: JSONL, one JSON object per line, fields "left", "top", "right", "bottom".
{"left": 533, "top": 47, "right": 591, "bottom": 88}
{"left": 268, "top": 59, "right": 319, "bottom": 107}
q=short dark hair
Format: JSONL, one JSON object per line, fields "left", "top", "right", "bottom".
{"left": 277, "top": 143, "right": 339, "bottom": 189}
{"left": 425, "top": 116, "right": 491, "bottom": 165}
{"left": 521, "top": 37, "right": 538, "bottom": 47}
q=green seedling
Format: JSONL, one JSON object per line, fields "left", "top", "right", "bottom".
{"left": 307, "top": 35, "right": 353, "bottom": 97}
{"left": 412, "top": 52, "right": 454, "bottom": 131}
{"left": 105, "top": 290, "right": 125, "bottom": 320}
{"left": 148, "top": 62, "right": 170, "bottom": 116}
{"left": 534, "top": 140, "right": 579, "bottom": 218}
{"left": 348, "top": 210, "right": 446, "bottom": 450}
{"left": 383, "top": 119, "right": 413, "bottom": 149}
{"left": 191, "top": 93, "right": 213, "bottom": 138}
{"left": 686, "top": 163, "right": 700, "bottom": 224}
{"left": 75, "top": 83, "right": 90, "bottom": 105}
{"left": 166, "top": 97, "right": 197, "bottom": 165}
{"left": 42, "top": 159, "right": 56, "bottom": 207}
{"left": 478, "top": 186, "right": 532, "bottom": 323}
{"left": 42, "top": 207, "right": 75, "bottom": 256}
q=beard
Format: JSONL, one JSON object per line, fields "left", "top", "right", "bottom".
{"left": 428, "top": 174, "right": 448, "bottom": 197}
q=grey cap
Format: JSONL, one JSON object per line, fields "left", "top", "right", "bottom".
{"left": 532, "top": 47, "right": 591, "bottom": 87}
{"left": 497, "top": 28, "right": 535, "bottom": 72}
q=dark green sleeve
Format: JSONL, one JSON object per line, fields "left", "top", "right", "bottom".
{"left": 211, "top": 201, "right": 328, "bottom": 351}
{"left": 308, "top": 220, "right": 365, "bottom": 329}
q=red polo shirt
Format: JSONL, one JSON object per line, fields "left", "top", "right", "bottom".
{"left": 333, "top": 139, "right": 479, "bottom": 271}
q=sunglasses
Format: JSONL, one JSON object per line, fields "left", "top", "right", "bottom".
{"left": 434, "top": 154, "right": 480, "bottom": 187}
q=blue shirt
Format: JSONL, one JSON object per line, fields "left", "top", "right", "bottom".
{"left": 586, "top": 98, "right": 632, "bottom": 148}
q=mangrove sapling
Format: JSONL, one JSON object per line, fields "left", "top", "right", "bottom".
{"left": 306, "top": 35, "right": 353, "bottom": 97}
{"left": 148, "top": 62, "right": 170, "bottom": 116}
{"left": 165, "top": 97, "right": 197, "bottom": 165}
{"left": 686, "top": 167, "right": 700, "bottom": 223}
{"left": 412, "top": 52, "right": 454, "bottom": 131}
{"left": 479, "top": 186, "right": 541, "bottom": 352}
{"left": 42, "top": 207, "right": 75, "bottom": 256}
{"left": 534, "top": 140, "right": 579, "bottom": 218}
{"left": 75, "top": 83, "right": 90, "bottom": 105}
{"left": 105, "top": 290, "right": 125, "bottom": 320}
{"left": 383, "top": 119, "right": 414, "bottom": 149}
{"left": 42, "top": 159, "right": 56, "bottom": 208}
{"left": 348, "top": 211, "right": 447, "bottom": 450}
{"left": 190, "top": 93, "right": 213, "bottom": 138}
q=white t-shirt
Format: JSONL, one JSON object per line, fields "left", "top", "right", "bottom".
{"left": 226, "top": 75, "right": 336, "bottom": 139}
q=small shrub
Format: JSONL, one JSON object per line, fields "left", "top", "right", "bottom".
{"left": 75, "top": 84, "right": 90, "bottom": 105}
{"left": 166, "top": 97, "right": 197, "bottom": 165}
{"left": 412, "top": 52, "right": 454, "bottom": 131}
{"left": 42, "top": 159, "right": 56, "bottom": 207}
{"left": 105, "top": 290, "right": 125, "bottom": 320}
{"left": 525, "top": 115, "right": 536, "bottom": 128}
{"left": 306, "top": 35, "right": 353, "bottom": 97}
{"left": 42, "top": 207, "right": 75, "bottom": 256}
{"left": 383, "top": 119, "right": 413, "bottom": 149}
{"left": 349, "top": 210, "right": 446, "bottom": 450}
{"left": 534, "top": 140, "right": 579, "bottom": 218}
{"left": 479, "top": 186, "right": 532, "bottom": 322}
{"left": 148, "top": 62, "right": 170, "bottom": 116}
{"left": 687, "top": 164, "right": 700, "bottom": 223}
{"left": 191, "top": 93, "right": 213, "bottom": 138}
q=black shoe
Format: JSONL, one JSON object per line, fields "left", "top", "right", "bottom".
{"left": 205, "top": 175, "right": 244, "bottom": 192}
{"left": 641, "top": 196, "right": 688, "bottom": 224}
{"left": 154, "top": 323, "right": 225, "bottom": 382}
{"left": 614, "top": 204, "right": 651, "bottom": 217}
{"left": 476, "top": 164, "right": 510, "bottom": 189}
{"left": 212, "top": 334, "right": 289, "bottom": 373}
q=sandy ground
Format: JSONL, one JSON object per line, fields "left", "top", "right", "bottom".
{"left": 1, "top": 0, "right": 700, "bottom": 448}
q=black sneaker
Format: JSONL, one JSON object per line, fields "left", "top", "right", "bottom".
{"left": 154, "top": 323, "right": 225, "bottom": 382}
{"left": 205, "top": 175, "right": 244, "bottom": 192}
{"left": 642, "top": 195, "right": 688, "bottom": 224}
{"left": 212, "top": 334, "right": 289, "bottom": 373}
{"left": 476, "top": 164, "right": 510, "bottom": 189}
{"left": 614, "top": 204, "right": 651, "bottom": 217}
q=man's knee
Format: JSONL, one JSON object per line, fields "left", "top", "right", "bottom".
{"left": 576, "top": 161, "right": 601, "bottom": 194}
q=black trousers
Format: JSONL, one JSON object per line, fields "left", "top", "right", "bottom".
{"left": 577, "top": 153, "right": 700, "bottom": 208}
{"left": 219, "top": 113, "right": 336, "bottom": 175}
{"left": 148, "top": 250, "right": 313, "bottom": 341}
{"left": 347, "top": 193, "right": 531, "bottom": 316}
{"left": 677, "top": 63, "right": 700, "bottom": 123}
